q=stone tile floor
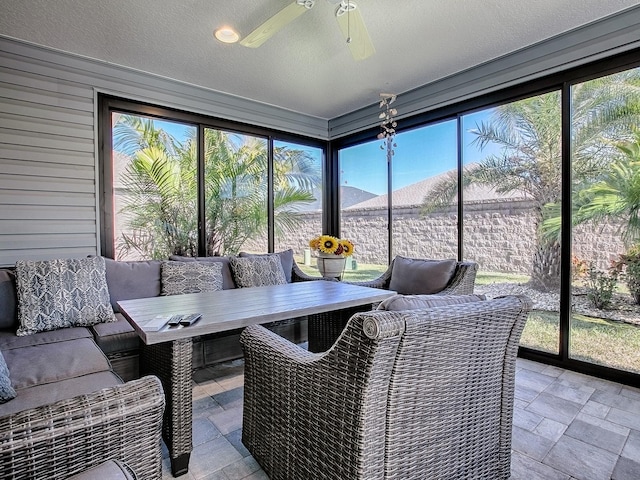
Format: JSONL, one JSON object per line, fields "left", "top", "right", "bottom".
{"left": 162, "top": 357, "right": 640, "bottom": 480}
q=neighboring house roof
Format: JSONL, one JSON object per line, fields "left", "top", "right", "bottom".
{"left": 297, "top": 186, "right": 377, "bottom": 212}
{"left": 345, "top": 168, "right": 528, "bottom": 210}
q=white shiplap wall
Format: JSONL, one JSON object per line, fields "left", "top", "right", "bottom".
{"left": 0, "top": 37, "right": 328, "bottom": 267}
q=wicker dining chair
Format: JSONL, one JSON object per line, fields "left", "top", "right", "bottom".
{"left": 348, "top": 256, "right": 478, "bottom": 294}
{"left": 241, "top": 295, "right": 531, "bottom": 480}
{"left": 308, "top": 257, "right": 479, "bottom": 352}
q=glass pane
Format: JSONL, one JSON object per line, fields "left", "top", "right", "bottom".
{"left": 112, "top": 113, "right": 197, "bottom": 260}
{"left": 272, "top": 141, "right": 323, "bottom": 268}
{"left": 203, "top": 129, "right": 268, "bottom": 255}
{"left": 393, "top": 120, "right": 458, "bottom": 259}
{"left": 461, "top": 94, "right": 562, "bottom": 354}
{"left": 569, "top": 68, "right": 640, "bottom": 373}
{"left": 339, "top": 140, "right": 388, "bottom": 281}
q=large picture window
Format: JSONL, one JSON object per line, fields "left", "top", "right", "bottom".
{"left": 334, "top": 57, "right": 640, "bottom": 384}
{"left": 101, "top": 97, "right": 325, "bottom": 261}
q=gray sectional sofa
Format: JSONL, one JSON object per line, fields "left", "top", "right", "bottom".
{"left": 0, "top": 260, "right": 166, "bottom": 479}
{"left": 0, "top": 250, "right": 318, "bottom": 479}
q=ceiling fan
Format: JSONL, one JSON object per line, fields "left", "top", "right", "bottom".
{"left": 240, "top": 0, "right": 375, "bottom": 61}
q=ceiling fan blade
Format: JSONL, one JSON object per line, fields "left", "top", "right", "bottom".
{"left": 335, "top": 2, "right": 375, "bottom": 60}
{"left": 240, "top": 2, "right": 311, "bottom": 48}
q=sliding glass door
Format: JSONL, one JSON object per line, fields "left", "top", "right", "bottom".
{"left": 568, "top": 68, "right": 640, "bottom": 373}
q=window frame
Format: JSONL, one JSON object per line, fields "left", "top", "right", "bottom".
{"left": 329, "top": 47, "right": 640, "bottom": 387}
{"left": 98, "top": 95, "right": 328, "bottom": 259}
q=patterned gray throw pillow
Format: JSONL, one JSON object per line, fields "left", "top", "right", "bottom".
{"left": 15, "top": 257, "right": 116, "bottom": 336}
{"left": 0, "top": 350, "right": 16, "bottom": 403}
{"left": 229, "top": 255, "right": 287, "bottom": 288}
{"left": 161, "top": 261, "right": 223, "bottom": 295}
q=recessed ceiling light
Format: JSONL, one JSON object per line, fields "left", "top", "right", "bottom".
{"left": 214, "top": 27, "right": 239, "bottom": 44}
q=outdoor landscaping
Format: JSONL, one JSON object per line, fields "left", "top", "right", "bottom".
{"left": 298, "top": 260, "right": 640, "bottom": 374}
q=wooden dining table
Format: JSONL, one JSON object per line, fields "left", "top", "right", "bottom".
{"left": 117, "top": 280, "right": 395, "bottom": 477}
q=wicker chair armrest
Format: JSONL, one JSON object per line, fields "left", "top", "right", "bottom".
{"left": 438, "top": 261, "right": 478, "bottom": 295}
{"left": 241, "top": 324, "right": 317, "bottom": 364}
{"left": 344, "top": 261, "right": 393, "bottom": 289}
{"left": 0, "top": 375, "right": 165, "bottom": 480}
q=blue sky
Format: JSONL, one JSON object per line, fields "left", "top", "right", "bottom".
{"left": 147, "top": 109, "right": 502, "bottom": 197}
{"left": 340, "top": 108, "right": 500, "bottom": 195}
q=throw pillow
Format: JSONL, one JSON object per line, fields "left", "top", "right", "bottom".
{"left": 377, "top": 294, "right": 486, "bottom": 311}
{"left": 238, "top": 249, "right": 294, "bottom": 283}
{"left": 161, "top": 261, "right": 223, "bottom": 295}
{"left": 388, "top": 257, "right": 457, "bottom": 295}
{"left": 168, "top": 255, "right": 236, "bottom": 289}
{"left": 0, "top": 350, "right": 16, "bottom": 403}
{"left": 229, "top": 255, "right": 287, "bottom": 288}
{"left": 15, "top": 257, "right": 116, "bottom": 336}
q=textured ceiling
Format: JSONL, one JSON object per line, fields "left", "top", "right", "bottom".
{"left": 1, "top": 0, "right": 638, "bottom": 119}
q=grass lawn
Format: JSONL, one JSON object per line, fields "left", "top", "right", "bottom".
{"left": 297, "top": 259, "right": 640, "bottom": 373}
{"left": 522, "top": 310, "right": 640, "bottom": 374}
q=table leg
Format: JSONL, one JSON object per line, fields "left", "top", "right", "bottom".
{"left": 141, "top": 338, "right": 193, "bottom": 477}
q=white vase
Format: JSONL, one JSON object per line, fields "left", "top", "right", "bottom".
{"left": 316, "top": 253, "right": 346, "bottom": 279}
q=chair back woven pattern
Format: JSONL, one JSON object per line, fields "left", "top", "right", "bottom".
{"left": 241, "top": 295, "right": 530, "bottom": 480}
{"left": 384, "top": 295, "right": 530, "bottom": 479}
{"left": 242, "top": 312, "right": 406, "bottom": 479}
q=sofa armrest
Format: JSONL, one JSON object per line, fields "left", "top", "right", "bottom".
{"left": 0, "top": 376, "right": 165, "bottom": 480}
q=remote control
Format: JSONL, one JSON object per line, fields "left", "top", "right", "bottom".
{"left": 179, "top": 313, "right": 202, "bottom": 326}
{"left": 168, "top": 315, "right": 182, "bottom": 326}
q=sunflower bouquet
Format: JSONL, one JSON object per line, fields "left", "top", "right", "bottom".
{"left": 309, "top": 235, "right": 355, "bottom": 257}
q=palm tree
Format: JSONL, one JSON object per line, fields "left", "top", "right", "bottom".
{"left": 422, "top": 69, "right": 640, "bottom": 290}
{"left": 543, "top": 130, "right": 640, "bottom": 246}
{"left": 114, "top": 116, "right": 319, "bottom": 259}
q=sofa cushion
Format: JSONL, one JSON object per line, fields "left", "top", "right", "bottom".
{"left": 388, "top": 257, "right": 457, "bottom": 295}
{"left": 169, "top": 255, "right": 236, "bottom": 289}
{"left": 91, "top": 315, "right": 140, "bottom": 355}
{"left": 0, "top": 371, "right": 122, "bottom": 417}
{"left": 0, "top": 269, "right": 17, "bottom": 330}
{"left": 161, "top": 261, "right": 223, "bottom": 295}
{"left": 229, "top": 255, "right": 287, "bottom": 288}
{"left": 15, "top": 257, "right": 116, "bottom": 336}
{"left": 239, "top": 249, "right": 295, "bottom": 283}
{"left": 3, "top": 337, "right": 112, "bottom": 390}
{"left": 0, "top": 350, "right": 16, "bottom": 403}
{"left": 377, "top": 294, "right": 486, "bottom": 311}
{"left": 0, "top": 326, "right": 91, "bottom": 351}
{"left": 104, "top": 257, "right": 162, "bottom": 312}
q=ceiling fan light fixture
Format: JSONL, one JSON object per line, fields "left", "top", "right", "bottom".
{"left": 214, "top": 27, "right": 240, "bottom": 44}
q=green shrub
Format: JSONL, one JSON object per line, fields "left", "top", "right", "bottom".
{"left": 585, "top": 265, "right": 619, "bottom": 309}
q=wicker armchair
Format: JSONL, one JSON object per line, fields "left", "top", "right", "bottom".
{"left": 241, "top": 295, "right": 531, "bottom": 480}
{"left": 349, "top": 257, "right": 478, "bottom": 294}
{"left": 308, "top": 258, "right": 479, "bottom": 351}
{"left": 0, "top": 376, "right": 165, "bottom": 480}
